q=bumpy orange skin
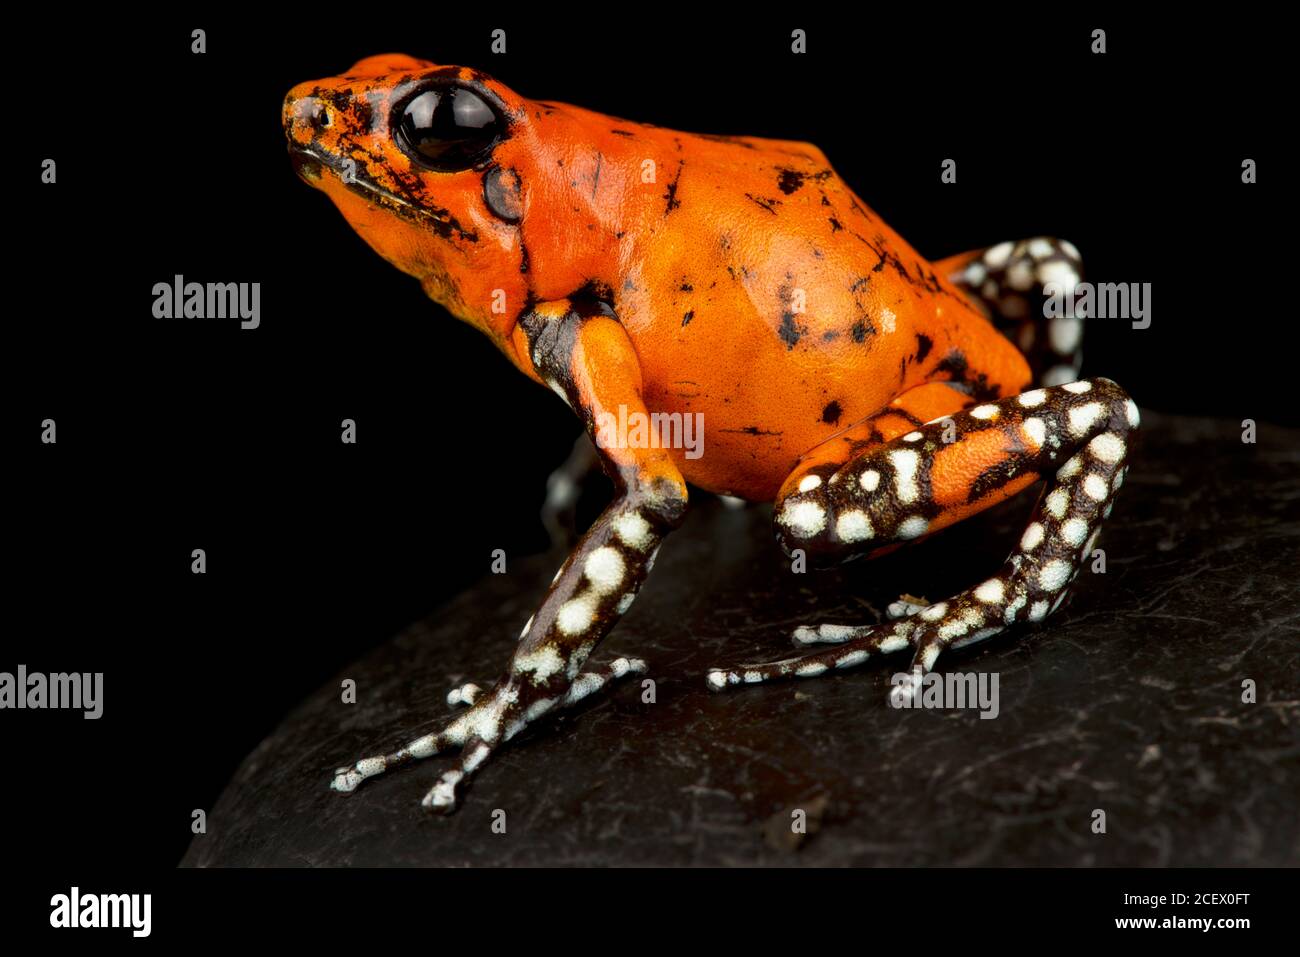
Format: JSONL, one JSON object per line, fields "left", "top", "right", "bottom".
{"left": 284, "top": 55, "right": 1032, "bottom": 502}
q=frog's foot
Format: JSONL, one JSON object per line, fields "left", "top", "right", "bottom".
{"left": 713, "top": 586, "right": 1030, "bottom": 693}
{"left": 420, "top": 656, "right": 648, "bottom": 814}
{"left": 937, "top": 238, "right": 1085, "bottom": 388}
{"left": 330, "top": 656, "right": 647, "bottom": 812}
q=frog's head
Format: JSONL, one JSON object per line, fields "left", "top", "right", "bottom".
{"left": 283, "top": 55, "right": 535, "bottom": 338}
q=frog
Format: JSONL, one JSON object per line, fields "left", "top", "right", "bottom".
{"left": 283, "top": 55, "right": 1139, "bottom": 814}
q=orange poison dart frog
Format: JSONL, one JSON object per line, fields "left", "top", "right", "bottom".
{"left": 283, "top": 55, "right": 1139, "bottom": 813}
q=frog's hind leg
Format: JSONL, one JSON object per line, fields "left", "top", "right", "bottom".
{"left": 706, "top": 378, "right": 1138, "bottom": 695}
{"left": 936, "top": 239, "right": 1084, "bottom": 387}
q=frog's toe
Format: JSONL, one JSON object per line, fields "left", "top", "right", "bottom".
{"left": 709, "top": 620, "right": 916, "bottom": 691}
{"left": 561, "top": 656, "right": 648, "bottom": 706}
{"left": 419, "top": 742, "right": 489, "bottom": 815}
{"left": 445, "top": 681, "right": 484, "bottom": 708}
{"left": 329, "top": 728, "right": 453, "bottom": 795}
{"left": 886, "top": 594, "right": 930, "bottom": 620}
{"left": 791, "top": 623, "right": 869, "bottom": 646}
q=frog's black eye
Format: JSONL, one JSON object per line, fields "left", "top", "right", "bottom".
{"left": 394, "top": 85, "right": 504, "bottom": 171}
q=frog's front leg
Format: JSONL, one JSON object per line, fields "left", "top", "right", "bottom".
{"left": 707, "top": 378, "right": 1138, "bottom": 695}
{"left": 330, "top": 299, "right": 688, "bottom": 813}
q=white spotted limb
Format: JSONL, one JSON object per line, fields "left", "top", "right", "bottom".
{"left": 330, "top": 299, "right": 687, "bottom": 813}
{"left": 939, "top": 237, "right": 1086, "bottom": 388}
{"left": 707, "top": 378, "right": 1138, "bottom": 694}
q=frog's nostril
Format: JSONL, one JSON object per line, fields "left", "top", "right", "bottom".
{"left": 285, "top": 94, "right": 331, "bottom": 135}
{"left": 307, "top": 100, "right": 331, "bottom": 130}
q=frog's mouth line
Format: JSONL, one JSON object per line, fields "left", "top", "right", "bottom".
{"left": 288, "top": 143, "right": 476, "bottom": 243}
{"left": 289, "top": 143, "right": 417, "bottom": 211}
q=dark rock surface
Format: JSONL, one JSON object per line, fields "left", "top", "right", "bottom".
{"left": 182, "top": 413, "right": 1299, "bottom": 866}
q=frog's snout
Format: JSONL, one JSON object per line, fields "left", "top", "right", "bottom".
{"left": 283, "top": 87, "right": 337, "bottom": 183}
{"left": 283, "top": 88, "right": 331, "bottom": 142}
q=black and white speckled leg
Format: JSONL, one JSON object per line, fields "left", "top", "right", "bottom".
{"left": 943, "top": 237, "right": 1085, "bottom": 387}
{"left": 708, "top": 378, "right": 1139, "bottom": 693}
{"left": 331, "top": 298, "right": 688, "bottom": 813}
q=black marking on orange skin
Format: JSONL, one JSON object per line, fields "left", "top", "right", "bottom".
{"left": 609, "top": 128, "right": 636, "bottom": 137}
{"left": 521, "top": 305, "right": 581, "bottom": 389}
{"left": 822, "top": 401, "right": 843, "bottom": 425}
{"left": 847, "top": 232, "right": 962, "bottom": 302}
{"left": 848, "top": 196, "right": 873, "bottom": 221}
{"left": 696, "top": 132, "right": 758, "bottom": 149}
{"left": 575, "top": 281, "right": 616, "bottom": 312}
{"left": 851, "top": 320, "right": 871, "bottom": 343}
{"left": 966, "top": 428, "right": 1032, "bottom": 504}
{"left": 351, "top": 98, "right": 377, "bottom": 132}
{"left": 720, "top": 426, "right": 783, "bottom": 437}
{"left": 776, "top": 167, "right": 832, "bottom": 195}
{"left": 779, "top": 311, "right": 803, "bottom": 348}
{"left": 777, "top": 168, "right": 805, "bottom": 194}
{"left": 915, "top": 333, "right": 933, "bottom": 363}
{"left": 682, "top": 310, "right": 695, "bottom": 326}
{"left": 664, "top": 162, "right": 684, "bottom": 214}
{"left": 934, "top": 348, "right": 999, "bottom": 401}
{"left": 829, "top": 217, "right": 843, "bottom": 232}
{"left": 745, "top": 193, "right": 781, "bottom": 215}
{"left": 518, "top": 299, "right": 619, "bottom": 414}
{"left": 777, "top": 282, "right": 807, "bottom": 349}
{"left": 936, "top": 348, "right": 967, "bottom": 377}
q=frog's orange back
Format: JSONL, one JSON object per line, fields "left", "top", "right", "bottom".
{"left": 496, "top": 100, "right": 1031, "bottom": 498}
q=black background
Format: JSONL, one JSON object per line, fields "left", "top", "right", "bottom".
{"left": 7, "top": 6, "right": 1289, "bottom": 890}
